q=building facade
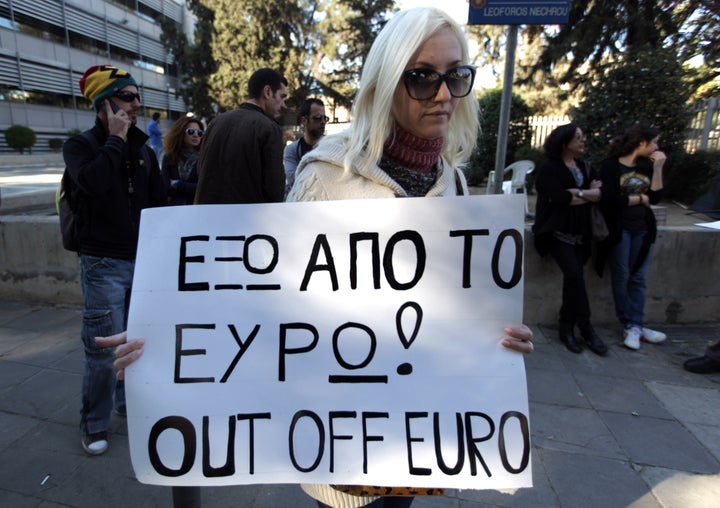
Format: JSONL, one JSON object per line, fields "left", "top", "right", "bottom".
{"left": 0, "top": 0, "right": 190, "bottom": 152}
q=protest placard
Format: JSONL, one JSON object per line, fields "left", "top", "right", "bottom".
{"left": 126, "top": 194, "right": 531, "bottom": 490}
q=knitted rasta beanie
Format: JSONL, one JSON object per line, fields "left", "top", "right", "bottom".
{"left": 79, "top": 65, "right": 138, "bottom": 112}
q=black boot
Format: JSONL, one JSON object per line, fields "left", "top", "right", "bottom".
{"left": 559, "top": 321, "right": 582, "bottom": 354}
{"left": 578, "top": 323, "right": 608, "bottom": 356}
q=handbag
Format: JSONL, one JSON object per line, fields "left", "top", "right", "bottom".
{"left": 330, "top": 485, "right": 446, "bottom": 497}
{"left": 590, "top": 204, "right": 609, "bottom": 241}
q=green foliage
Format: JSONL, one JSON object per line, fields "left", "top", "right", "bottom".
{"left": 320, "top": 0, "right": 396, "bottom": 108}
{"left": 204, "top": 0, "right": 325, "bottom": 112}
{"left": 523, "top": 1, "right": 719, "bottom": 103}
{"left": 572, "top": 46, "right": 693, "bottom": 164}
{"left": 465, "top": 89, "right": 533, "bottom": 186}
{"left": 48, "top": 138, "right": 63, "bottom": 152}
{"left": 67, "top": 129, "right": 81, "bottom": 138}
{"left": 157, "top": 1, "right": 395, "bottom": 119}
{"left": 663, "top": 150, "right": 720, "bottom": 204}
{"left": 4, "top": 125, "right": 36, "bottom": 154}
{"left": 160, "top": 3, "right": 217, "bottom": 120}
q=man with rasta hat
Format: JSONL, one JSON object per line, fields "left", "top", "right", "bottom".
{"left": 63, "top": 64, "right": 166, "bottom": 455}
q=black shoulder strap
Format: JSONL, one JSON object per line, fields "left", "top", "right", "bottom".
{"left": 455, "top": 169, "right": 466, "bottom": 196}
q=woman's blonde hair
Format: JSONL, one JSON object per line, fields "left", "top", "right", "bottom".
{"left": 343, "top": 7, "right": 480, "bottom": 175}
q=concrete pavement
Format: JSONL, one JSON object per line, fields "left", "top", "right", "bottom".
{"left": 1, "top": 299, "right": 719, "bottom": 507}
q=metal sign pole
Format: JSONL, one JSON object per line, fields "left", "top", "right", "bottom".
{"left": 491, "top": 24, "right": 518, "bottom": 195}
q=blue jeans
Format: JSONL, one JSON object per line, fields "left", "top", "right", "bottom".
{"left": 609, "top": 229, "right": 651, "bottom": 328}
{"left": 79, "top": 255, "right": 134, "bottom": 435}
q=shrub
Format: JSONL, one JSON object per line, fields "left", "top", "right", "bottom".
{"left": 67, "top": 128, "right": 81, "bottom": 138}
{"left": 49, "top": 138, "right": 64, "bottom": 151}
{"left": 4, "top": 125, "right": 36, "bottom": 154}
{"left": 663, "top": 150, "right": 720, "bottom": 204}
{"left": 466, "top": 89, "right": 533, "bottom": 186}
{"left": 572, "top": 46, "right": 693, "bottom": 163}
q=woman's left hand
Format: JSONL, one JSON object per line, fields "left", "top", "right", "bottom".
{"left": 501, "top": 325, "right": 534, "bottom": 354}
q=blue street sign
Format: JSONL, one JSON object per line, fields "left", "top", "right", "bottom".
{"left": 468, "top": 0, "right": 571, "bottom": 25}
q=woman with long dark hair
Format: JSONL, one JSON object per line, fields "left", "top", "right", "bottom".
{"left": 598, "top": 123, "right": 667, "bottom": 350}
{"left": 533, "top": 123, "right": 608, "bottom": 355}
{"left": 161, "top": 115, "right": 204, "bottom": 205}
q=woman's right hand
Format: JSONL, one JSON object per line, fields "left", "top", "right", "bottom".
{"left": 95, "top": 332, "right": 144, "bottom": 380}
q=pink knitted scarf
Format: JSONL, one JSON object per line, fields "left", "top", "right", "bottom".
{"left": 383, "top": 126, "right": 444, "bottom": 174}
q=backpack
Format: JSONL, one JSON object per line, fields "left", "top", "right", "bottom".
{"left": 57, "top": 130, "right": 154, "bottom": 252}
{"left": 57, "top": 131, "right": 98, "bottom": 252}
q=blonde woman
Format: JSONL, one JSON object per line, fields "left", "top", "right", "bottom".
{"left": 289, "top": 7, "right": 534, "bottom": 507}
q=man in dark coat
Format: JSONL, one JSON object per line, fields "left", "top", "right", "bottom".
{"left": 194, "top": 68, "right": 288, "bottom": 204}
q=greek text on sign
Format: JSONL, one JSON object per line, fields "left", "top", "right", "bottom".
{"left": 126, "top": 195, "right": 531, "bottom": 489}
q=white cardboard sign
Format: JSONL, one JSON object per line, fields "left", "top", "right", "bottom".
{"left": 126, "top": 194, "right": 531, "bottom": 490}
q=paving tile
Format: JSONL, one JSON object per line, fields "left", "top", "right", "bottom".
{"left": 529, "top": 402, "right": 625, "bottom": 460}
{"left": 640, "top": 467, "right": 720, "bottom": 508}
{"left": 0, "top": 442, "right": 86, "bottom": 497}
{"left": 600, "top": 411, "right": 720, "bottom": 474}
{"left": 0, "top": 300, "right": 41, "bottom": 325}
{"left": 1, "top": 299, "right": 720, "bottom": 507}
{"left": 574, "top": 374, "right": 674, "bottom": 419}
{"left": 0, "top": 327, "right": 42, "bottom": 356}
{"left": 3, "top": 306, "right": 80, "bottom": 333}
{"left": 2, "top": 332, "right": 80, "bottom": 369}
{"left": 0, "top": 489, "right": 46, "bottom": 508}
{"left": 537, "top": 448, "right": 661, "bottom": 508}
{"left": 454, "top": 447, "right": 559, "bottom": 508}
{"left": 525, "top": 368, "right": 591, "bottom": 408}
{"left": 685, "top": 422, "right": 720, "bottom": 463}
{"left": 645, "top": 381, "right": 720, "bottom": 425}
{"left": 0, "top": 368, "right": 80, "bottom": 418}
{"left": 559, "top": 345, "right": 640, "bottom": 379}
{"left": 0, "top": 412, "right": 42, "bottom": 448}
{"left": 0, "top": 359, "right": 39, "bottom": 390}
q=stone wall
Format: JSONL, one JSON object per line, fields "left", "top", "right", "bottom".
{"left": 1, "top": 216, "right": 718, "bottom": 325}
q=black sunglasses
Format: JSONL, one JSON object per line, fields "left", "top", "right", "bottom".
{"left": 402, "top": 65, "right": 476, "bottom": 101}
{"left": 186, "top": 128, "right": 204, "bottom": 137}
{"left": 113, "top": 90, "right": 142, "bottom": 103}
{"left": 311, "top": 115, "right": 329, "bottom": 123}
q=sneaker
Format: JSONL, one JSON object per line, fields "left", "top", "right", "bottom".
{"left": 114, "top": 405, "right": 127, "bottom": 417}
{"left": 81, "top": 431, "right": 108, "bottom": 456}
{"left": 640, "top": 327, "right": 667, "bottom": 343}
{"left": 623, "top": 326, "right": 641, "bottom": 350}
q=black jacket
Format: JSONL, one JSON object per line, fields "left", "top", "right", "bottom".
{"left": 532, "top": 157, "right": 597, "bottom": 261}
{"left": 194, "top": 103, "right": 285, "bottom": 204}
{"left": 63, "top": 119, "right": 166, "bottom": 260}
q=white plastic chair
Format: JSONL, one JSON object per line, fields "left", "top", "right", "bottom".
{"left": 486, "top": 160, "right": 535, "bottom": 217}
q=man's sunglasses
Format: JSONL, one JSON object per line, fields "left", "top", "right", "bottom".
{"left": 402, "top": 65, "right": 476, "bottom": 101}
{"left": 311, "top": 115, "right": 329, "bottom": 123}
{"left": 113, "top": 91, "right": 142, "bottom": 103}
{"left": 186, "top": 128, "right": 204, "bottom": 137}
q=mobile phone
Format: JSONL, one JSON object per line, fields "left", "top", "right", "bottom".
{"left": 105, "top": 100, "right": 120, "bottom": 115}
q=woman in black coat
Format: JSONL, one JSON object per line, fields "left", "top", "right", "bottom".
{"left": 532, "top": 123, "right": 608, "bottom": 355}
{"left": 161, "top": 116, "right": 204, "bottom": 205}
